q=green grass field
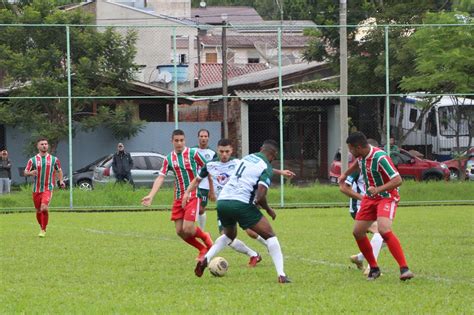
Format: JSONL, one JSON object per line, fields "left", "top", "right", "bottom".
{"left": 1, "top": 206, "right": 472, "bottom": 313}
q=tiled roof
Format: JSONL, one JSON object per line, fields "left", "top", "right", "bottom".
{"left": 191, "top": 6, "right": 263, "bottom": 24}
{"left": 195, "top": 63, "right": 268, "bottom": 87}
{"left": 200, "top": 34, "right": 310, "bottom": 48}
{"left": 234, "top": 89, "right": 339, "bottom": 101}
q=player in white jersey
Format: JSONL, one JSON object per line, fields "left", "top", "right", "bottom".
{"left": 184, "top": 139, "right": 295, "bottom": 267}
{"left": 193, "top": 129, "right": 216, "bottom": 230}
{"left": 194, "top": 140, "right": 291, "bottom": 283}
{"left": 339, "top": 171, "right": 384, "bottom": 275}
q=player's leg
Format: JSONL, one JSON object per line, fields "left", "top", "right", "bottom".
{"left": 37, "top": 191, "right": 52, "bottom": 237}
{"left": 376, "top": 199, "right": 414, "bottom": 280}
{"left": 204, "top": 224, "right": 237, "bottom": 263}
{"left": 198, "top": 189, "right": 208, "bottom": 230}
{"left": 249, "top": 216, "right": 289, "bottom": 282}
{"left": 182, "top": 196, "right": 213, "bottom": 249}
{"left": 354, "top": 222, "right": 384, "bottom": 272}
{"left": 33, "top": 193, "right": 43, "bottom": 235}
{"left": 353, "top": 220, "right": 378, "bottom": 268}
{"left": 245, "top": 228, "right": 267, "bottom": 247}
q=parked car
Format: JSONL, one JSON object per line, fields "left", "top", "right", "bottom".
{"left": 92, "top": 152, "right": 173, "bottom": 187}
{"left": 63, "top": 154, "right": 112, "bottom": 190}
{"left": 329, "top": 148, "right": 450, "bottom": 183}
{"left": 443, "top": 147, "right": 474, "bottom": 180}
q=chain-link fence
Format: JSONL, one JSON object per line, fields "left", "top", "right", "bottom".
{"left": 0, "top": 14, "right": 473, "bottom": 209}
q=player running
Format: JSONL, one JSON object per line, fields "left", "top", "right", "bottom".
{"left": 339, "top": 132, "right": 414, "bottom": 281}
{"left": 339, "top": 170, "right": 384, "bottom": 275}
{"left": 184, "top": 138, "right": 294, "bottom": 267}
{"left": 194, "top": 140, "right": 291, "bottom": 283}
{"left": 193, "top": 129, "right": 216, "bottom": 230}
{"left": 24, "top": 138, "right": 65, "bottom": 237}
{"left": 141, "top": 129, "right": 213, "bottom": 259}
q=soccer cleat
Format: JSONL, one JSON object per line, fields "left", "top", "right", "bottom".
{"left": 194, "top": 257, "right": 208, "bottom": 277}
{"left": 278, "top": 275, "right": 292, "bottom": 284}
{"left": 367, "top": 267, "right": 381, "bottom": 281}
{"left": 350, "top": 255, "right": 364, "bottom": 270}
{"left": 248, "top": 254, "right": 262, "bottom": 267}
{"left": 400, "top": 269, "right": 415, "bottom": 281}
{"left": 38, "top": 230, "right": 46, "bottom": 238}
{"left": 203, "top": 232, "right": 213, "bottom": 249}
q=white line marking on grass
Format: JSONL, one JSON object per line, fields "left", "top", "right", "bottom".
{"left": 286, "top": 255, "right": 473, "bottom": 285}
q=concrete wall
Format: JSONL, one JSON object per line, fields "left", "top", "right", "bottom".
{"left": 6, "top": 122, "right": 220, "bottom": 184}
{"left": 327, "top": 104, "right": 341, "bottom": 167}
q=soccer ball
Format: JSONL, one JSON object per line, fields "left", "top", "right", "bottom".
{"left": 208, "top": 257, "right": 229, "bottom": 277}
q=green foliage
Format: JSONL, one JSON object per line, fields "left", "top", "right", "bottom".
{"left": 295, "top": 79, "right": 339, "bottom": 91}
{"left": 400, "top": 12, "right": 474, "bottom": 94}
{"left": 0, "top": 0, "right": 142, "bottom": 155}
{"left": 0, "top": 206, "right": 472, "bottom": 313}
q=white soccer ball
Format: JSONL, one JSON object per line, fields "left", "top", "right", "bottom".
{"left": 208, "top": 257, "right": 229, "bottom": 277}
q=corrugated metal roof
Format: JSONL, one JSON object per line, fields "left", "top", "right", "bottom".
{"left": 234, "top": 89, "right": 339, "bottom": 101}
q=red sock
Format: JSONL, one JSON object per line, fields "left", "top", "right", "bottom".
{"left": 194, "top": 226, "right": 207, "bottom": 240}
{"left": 184, "top": 236, "right": 206, "bottom": 251}
{"left": 36, "top": 212, "right": 42, "bottom": 226}
{"left": 382, "top": 231, "right": 408, "bottom": 268}
{"left": 356, "top": 236, "right": 378, "bottom": 268}
{"left": 42, "top": 211, "right": 49, "bottom": 231}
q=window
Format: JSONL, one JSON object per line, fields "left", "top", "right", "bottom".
{"left": 248, "top": 58, "right": 260, "bottom": 63}
{"left": 132, "top": 156, "right": 147, "bottom": 170}
{"left": 206, "top": 53, "right": 217, "bottom": 63}
{"left": 147, "top": 156, "right": 163, "bottom": 170}
{"left": 139, "top": 104, "right": 167, "bottom": 122}
{"left": 426, "top": 108, "right": 437, "bottom": 136}
{"left": 409, "top": 108, "right": 418, "bottom": 123}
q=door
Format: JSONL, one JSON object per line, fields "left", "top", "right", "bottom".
{"left": 145, "top": 155, "right": 164, "bottom": 186}
{"left": 130, "top": 156, "right": 149, "bottom": 186}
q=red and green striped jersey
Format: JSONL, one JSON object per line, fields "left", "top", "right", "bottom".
{"left": 159, "top": 147, "right": 207, "bottom": 200}
{"left": 357, "top": 146, "right": 400, "bottom": 199}
{"left": 25, "top": 154, "right": 62, "bottom": 193}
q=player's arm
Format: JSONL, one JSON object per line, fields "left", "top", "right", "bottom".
{"left": 24, "top": 159, "right": 37, "bottom": 177}
{"left": 182, "top": 176, "right": 203, "bottom": 207}
{"left": 339, "top": 181, "right": 363, "bottom": 200}
{"left": 254, "top": 184, "right": 276, "bottom": 220}
{"left": 56, "top": 168, "right": 65, "bottom": 188}
{"left": 338, "top": 160, "right": 359, "bottom": 183}
{"left": 273, "top": 169, "right": 296, "bottom": 178}
{"left": 142, "top": 174, "right": 165, "bottom": 207}
{"left": 207, "top": 176, "right": 216, "bottom": 201}
{"left": 367, "top": 175, "right": 402, "bottom": 196}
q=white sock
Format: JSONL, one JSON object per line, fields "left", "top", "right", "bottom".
{"left": 370, "top": 233, "right": 384, "bottom": 259}
{"left": 256, "top": 235, "right": 267, "bottom": 247}
{"left": 266, "top": 236, "right": 285, "bottom": 277}
{"left": 229, "top": 238, "right": 258, "bottom": 257}
{"left": 356, "top": 233, "right": 384, "bottom": 262}
{"left": 198, "top": 213, "right": 207, "bottom": 230}
{"left": 205, "top": 234, "right": 232, "bottom": 262}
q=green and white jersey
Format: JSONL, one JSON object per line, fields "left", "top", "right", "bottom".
{"left": 193, "top": 146, "right": 216, "bottom": 190}
{"left": 198, "top": 157, "right": 240, "bottom": 198}
{"left": 345, "top": 171, "right": 366, "bottom": 215}
{"left": 218, "top": 152, "right": 273, "bottom": 204}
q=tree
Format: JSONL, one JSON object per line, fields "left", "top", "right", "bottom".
{"left": 400, "top": 11, "right": 474, "bottom": 177}
{"left": 0, "top": 0, "right": 144, "bottom": 154}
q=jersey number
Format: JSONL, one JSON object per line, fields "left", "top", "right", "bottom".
{"left": 235, "top": 163, "right": 246, "bottom": 179}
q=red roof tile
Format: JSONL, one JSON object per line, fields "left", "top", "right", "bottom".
{"left": 195, "top": 63, "right": 268, "bottom": 87}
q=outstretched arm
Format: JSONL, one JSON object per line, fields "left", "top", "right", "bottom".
{"left": 273, "top": 169, "right": 296, "bottom": 178}
{"left": 142, "top": 175, "right": 165, "bottom": 206}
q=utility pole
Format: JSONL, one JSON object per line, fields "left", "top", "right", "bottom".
{"left": 222, "top": 16, "right": 228, "bottom": 138}
{"left": 339, "top": 0, "right": 349, "bottom": 173}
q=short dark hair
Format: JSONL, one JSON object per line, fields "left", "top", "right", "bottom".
{"left": 217, "top": 138, "right": 232, "bottom": 147}
{"left": 346, "top": 132, "right": 368, "bottom": 147}
{"left": 36, "top": 137, "right": 48, "bottom": 144}
{"left": 262, "top": 139, "right": 278, "bottom": 152}
{"left": 198, "top": 129, "right": 210, "bottom": 137}
{"left": 172, "top": 129, "right": 185, "bottom": 138}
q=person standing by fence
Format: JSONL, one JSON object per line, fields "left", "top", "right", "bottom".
{"left": 112, "top": 143, "right": 134, "bottom": 188}
{"left": 0, "top": 149, "right": 12, "bottom": 194}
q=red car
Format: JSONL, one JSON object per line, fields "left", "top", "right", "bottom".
{"left": 329, "top": 148, "right": 450, "bottom": 183}
{"left": 443, "top": 147, "right": 474, "bottom": 180}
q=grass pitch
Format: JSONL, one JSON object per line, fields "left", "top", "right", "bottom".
{"left": 1, "top": 206, "right": 472, "bottom": 313}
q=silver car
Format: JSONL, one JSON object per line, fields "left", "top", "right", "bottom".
{"left": 92, "top": 152, "right": 173, "bottom": 187}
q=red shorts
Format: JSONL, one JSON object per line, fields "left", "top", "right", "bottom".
{"left": 171, "top": 197, "right": 200, "bottom": 222}
{"left": 33, "top": 191, "right": 53, "bottom": 210}
{"left": 355, "top": 196, "right": 399, "bottom": 221}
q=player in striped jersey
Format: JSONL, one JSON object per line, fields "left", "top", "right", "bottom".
{"left": 339, "top": 132, "right": 414, "bottom": 281}
{"left": 339, "top": 171, "right": 384, "bottom": 275}
{"left": 141, "top": 129, "right": 213, "bottom": 260}
{"left": 193, "top": 129, "right": 216, "bottom": 230}
{"left": 194, "top": 140, "right": 291, "bottom": 283}
{"left": 24, "top": 138, "right": 65, "bottom": 237}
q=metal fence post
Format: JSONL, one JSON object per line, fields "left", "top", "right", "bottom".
{"left": 66, "top": 25, "right": 73, "bottom": 209}
{"left": 278, "top": 27, "right": 284, "bottom": 207}
{"left": 172, "top": 27, "right": 178, "bottom": 129}
{"left": 385, "top": 26, "right": 390, "bottom": 154}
